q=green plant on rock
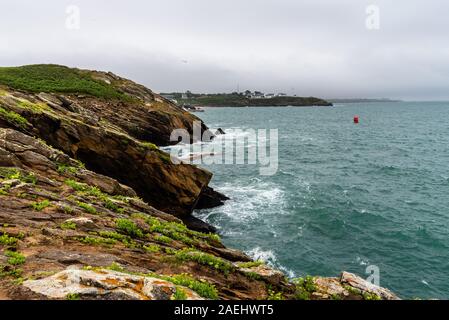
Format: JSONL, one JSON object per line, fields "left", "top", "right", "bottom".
{"left": 115, "top": 218, "right": 144, "bottom": 238}
{"left": 97, "top": 231, "right": 137, "bottom": 248}
{"left": 62, "top": 206, "right": 74, "bottom": 214}
{"left": 66, "top": 293, "right": 81, "bottom": 300}
{"left": 141, "top": 142, "right": 159, "bottom": 151}
{"left": 0, "top": 106, "right": 29, "bottom": 129}
{"left": 0, "top": 265, "right": 23, "bottom": 279}
{"left": 75, "top": 236, "right": 116, "bottom": 246}
{"left": 154, "top": 234, "right": 173, "bottom": 244}
{"left": 175, "top": 249, "right": 234, "bottom": 275}
{"left": 133, "top": 213, "right": 220, "bottom": 245}
{"left": 344, "top": 285, "right": 362, "bottom": 296}
{"left": 293, "top": 275, "right": 317, "bottom": 300}
{"left": 267, "top": 289, "right": 284, "bottom": 300}
{"left": 108, "top": 262, "right": 125, "bottom": 272}
{"left": 172, "top": 287, "right": 188, "bottom": 300}
{"left": 30, "top": 199, "right": 51, "bottom": 211}
{"left": 143, "top": 244, "right": 161, "bottom": 253}
{"left": 237, "top": 260, "right": 264, "bottom": 269}
{"left": 104, "top": 199, "right": 125, "bottom": 214}
{"left": 0, "top": 234, "right": 19, "bottom": 246}
{"left": 158, "top": 273, "right": 218, "bottom": 300}
{"left": 363, "top": 292, "right": 381, "bottom": 300}
{"left": 60, "top": 221, "right": 77, "bottom": 230}
{"left": 57, "top": 164, "right": 79, "bottom": 175}
{"left": 0, "top": 186, "right": 10, "bottom": 195}
{"left": 243, "top": 271, "right": 263, "bottom": 281}
{"left": 77, "top": 202, "right": 97, "bottom": 214}
{"left": 0, "top": 167, "right": 37, "bottom": 184}
{"left": 17, "top": 100, "right": 49, "bottom": 114}
{"left": 0, "top": 65, "right": 134, "bottom": 102}
{"left": 65, "top": 179, "right": 87, "bottom": 192}
{"left": 5, "top": 250, "right": 25, "bottom": 265}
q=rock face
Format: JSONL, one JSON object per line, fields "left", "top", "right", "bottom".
{"left": 23, "top": 267, "right": 203, "bottom": 300}
{"left": 0, "top": 66, "right": 223, "bottom": 228}
{"left": 0, "top": 65, "right": 399, "bottom": 301}
{"left": 0, "top": 128, "right": 272, "bottom": 300}
{"left": 312, "top": 272, "right": 400, "bottom": 300}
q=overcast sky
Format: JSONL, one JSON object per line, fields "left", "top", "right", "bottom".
{"left": 1, "top": 0, "right": 448, "bottom": 100}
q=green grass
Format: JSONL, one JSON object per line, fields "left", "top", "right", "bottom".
{"left": 30, "top": 199, "right": 51, "bottom": 211}
{"left": 143, "top": 244, "right": 161, "bottom": 253}
{"left": 65, "top": 179, "right": 87, "bottom": 191}
{"left": 0, "top": 187, "right": 9, "bottom": 195}
{"left": 175, "top": 249, "right": 234, "bottom": 275}
{"left": 363, "top": 291, "right": 381, "bottom": 300}
{"left": 159, "top": 273, "right": 218, "bottom": 300}
{"left": 97, "top": 231, "right": 137, "bottom": 248}
{"left": 5, "top": 250, "right": 25, "bottom": 265}
{"left": 0, "top": 234, "right": 19, "bottom": 246}
{"left": 0, "top": 65, "right": 132, "bottom": 101}
{"left": 133, "top": 213, "right": 219, "bottom": 246}
{"left": 57, "top": 164, "right": 80, "bottom": 175}
{"left": 172, "top": 287, "right": 188, "bottom": 300}
{"left": 0, "top": 265, "right": 23, "bottom": 279}
{"left": 60, "top": 221, "right": 77, "bottom": 230}
{"left": 293, "top": 275, "right": 317, "bottom": 300}
{"left": 141, "top": 142, "right": 158, "bottom": 151}
{"left": 77, "top": 202, "right": 97, "bottom": 214}
{"left": 0, "top": 167, "right": 37, "bottom": 184}
{"left": 75, "top": 236, "right": 116, "bottom": 246}
{"left": 16, "top": 100, "right": 49, "bottom": 114}
{"left": 115, "top": 218, "right": 144, "bottom": 238}
{"left": 243, "top": 271, "right": 263, "bottom": 281}
{"left": 65, "top": 179, "right": 126, "bottom": 213}
{"left": 0, "top": 106, "right": 29, "bottom": 129}
{"left": 154, "top": 234, "right": 172, "bottom": 244}
{"left": 66, "top": 293, "right": 81, "bottom": 300}
{"left": 237, "top": 260, "right": 264, "bottom": 269}
{"left": 267, "top": 289, "right": 284, "bottom": 300}
{"left": 87, "top": 263, "right": 218, "bottom": 300}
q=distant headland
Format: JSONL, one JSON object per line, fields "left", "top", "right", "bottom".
{"left": 161, "top": 91, "right": 333, "bottom": 107}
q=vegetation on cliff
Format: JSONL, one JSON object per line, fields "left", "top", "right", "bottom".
{"left": 0, "top": 65, "right": 130, "bottom": 101}
{"left": 162, "top": 92, "right": 333, "bottom": 107}
{"left": 0, "top": 65, "right": 398, "bottom": 300}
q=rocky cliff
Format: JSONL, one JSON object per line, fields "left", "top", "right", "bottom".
{"left": 0, "top": 65, "right": 224, "bottom": 231}
{"left": 0, "top": 65, "right": 398, "bottom": 300}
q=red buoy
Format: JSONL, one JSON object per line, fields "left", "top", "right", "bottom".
{"left": 354, "top": 116, "right": 359, "bottom": 124}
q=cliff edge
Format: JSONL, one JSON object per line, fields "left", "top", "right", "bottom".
{"left": 0, "top": 65, "right": 398, "bottom": 300}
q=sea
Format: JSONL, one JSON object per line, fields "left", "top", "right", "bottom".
{"left": 186, "top": 102, "right": 449, "bottom": 299}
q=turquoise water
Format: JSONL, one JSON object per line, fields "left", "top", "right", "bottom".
{"left": 193, "top": 102, "right": 449, "bottom": 299}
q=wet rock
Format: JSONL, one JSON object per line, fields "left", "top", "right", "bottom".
{"left": 215, "top": 128, "right": 225, "bottom": 135}
{"left": 181, "top": 215, "right": 217, "bottom": 233}
{"left": 195, "top": 186, "right": 230, "bottom": 209}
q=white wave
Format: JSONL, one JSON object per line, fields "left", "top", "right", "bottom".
{"left": 247, "top": 247, "right": 278, "bottom": 264}
{"left": 208, "top": 181, "right": 285, "bottom": 221}
{"left": 246, "top": 247, "right": 296, "bottom": 278}
{"left": 421, "top": 279, "right": 429, "bottom": 286}
{"left": 355, "top": 256, "right": 370, "bottom": 266}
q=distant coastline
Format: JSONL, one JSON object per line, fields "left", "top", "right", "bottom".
{"left": 328, "top": 98, "right": 402, "bottom": 103}
{"left": 161, "top": 92, "right": 332, "bottom": 107}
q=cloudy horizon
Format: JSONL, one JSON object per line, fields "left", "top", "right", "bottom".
{"left": 1, "top": 0, "right": 448, "bottom": 100}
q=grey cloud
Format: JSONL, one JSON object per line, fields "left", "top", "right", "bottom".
{"left": 0, "top": 0, "right": 448, "bottom": 100}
